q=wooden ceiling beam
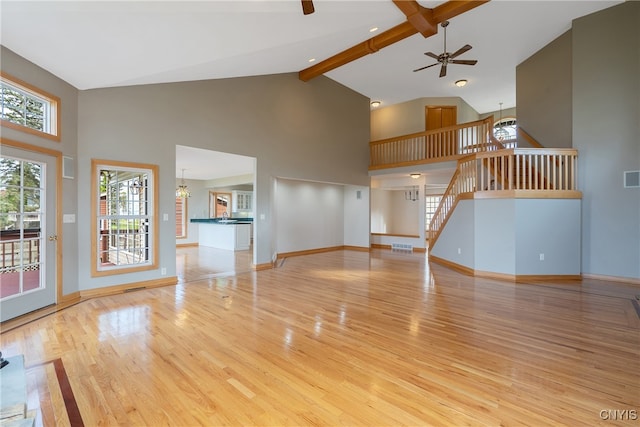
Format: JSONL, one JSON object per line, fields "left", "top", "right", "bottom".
{"left": 298, "top": 0, "right": 489, "bottom": 82}
{"left": 432, "top": 0, "right": 490, "bottom": 23}
{"left": 392, "top": 0, "right": 437, "bottom": 36}
{"left": 299, "top": 21, "right": 418, "bottom": 82}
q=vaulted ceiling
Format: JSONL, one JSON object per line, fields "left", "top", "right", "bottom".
{"left": 0, "top": 1, "right": 621, "bottom": 182}
{"left": 1, "top": 0, "right": 621, "bottom": 114}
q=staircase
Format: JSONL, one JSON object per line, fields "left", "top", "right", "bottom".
{"left": 369, "top": 119, "right": 581, "bottom": 252}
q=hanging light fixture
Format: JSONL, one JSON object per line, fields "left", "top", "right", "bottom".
{"left": 176, "top": 168, "right": 191, "bottom": 198}
{"left": 495, "top": 102, "right": 509, "bottom": 141}
{"left": 405, "top": 185, "right": 419, "bottom": 201}
{"left": 129, "top": 176, "right": 144, "bottom": 195}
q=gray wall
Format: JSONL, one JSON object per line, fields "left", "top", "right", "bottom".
{"left": 572, "top": 1, "right": 640, "bottom": 279}
{"left": 517, "top": 30, "right": 573, "bottom": 148}
{"left": 432, "top": 199, "right": 581, "bottom": 276}
{"left": 77, "top": 73, "right": 370, "bottom": 290}
{"left": 1, "top": 46, "right": 80, "bottom": 298}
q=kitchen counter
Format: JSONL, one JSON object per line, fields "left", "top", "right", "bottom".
{"left": 191, "top": 219, "right": 251, "bottom": 251}
{"left": 190, "top": 218, "right": 252, "bottom": 224}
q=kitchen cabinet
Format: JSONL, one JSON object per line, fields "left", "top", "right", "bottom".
{"left": 195, "top": 220, "right": 251, "bottom": 251}
{"left": 232, "top": 191, "right": 253, "bottom": 212}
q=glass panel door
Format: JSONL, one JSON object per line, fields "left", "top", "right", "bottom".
{"left": 0, "top": 148, "right": 56, "bottom": 321}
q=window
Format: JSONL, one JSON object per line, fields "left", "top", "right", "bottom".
{"left": 176, "top": 196, "right": 187, "bottom": 239}
{"left": 425, "top": 195, "right": 442, "bottom": 231}
{"left": 493, "top": 117, "right": 517, "bottom": 141}
{"left": 91, "top": 160, "right": 158, "bottom": 276}
{"left": 0, "top": 72, "right": 60, "bottom": 141}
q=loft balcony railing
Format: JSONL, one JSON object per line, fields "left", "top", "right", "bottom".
{"left": 369, "top": 116, "right": 517, "bottom": 169}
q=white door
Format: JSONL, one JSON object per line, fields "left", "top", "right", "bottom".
{"left": 0, "top": 147, "right": 57, "bottom": 321}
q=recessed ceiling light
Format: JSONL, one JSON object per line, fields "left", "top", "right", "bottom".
{"left": 369, "top": 27, "right": 379, "bottom": 33}
{"left": 410, "top": 173, "right": 421, "bottom": 179}
{"left": 455, "top": 79, "right": 468, "bottom": 87}
{"left": 370, "top": 100, "right": 381, "bottom": 108}
{"left": 308, "top": 58, "right": 316, "bottom": 63}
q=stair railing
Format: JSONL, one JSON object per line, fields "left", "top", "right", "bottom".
{"left": 428, "top": 148, "right": 580, "bottom": 249}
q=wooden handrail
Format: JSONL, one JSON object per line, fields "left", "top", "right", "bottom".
{"left": 370, "top": 117, "right": 500, "bottom": 169}
{"left": 428, "top": 148, "right": 580, "bottom": 249}
{"left": 517, "top": 127, "right": 544, "bottom": 148}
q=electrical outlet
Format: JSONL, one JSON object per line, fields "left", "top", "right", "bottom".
{"left": 161, "top": 267, "right": 167, "bottom": 275}
{"left": 539, "top": 253, "right": 544, "bottom": 261}
{"left": 457, "top": 248, "right": 461, "bottom": 255}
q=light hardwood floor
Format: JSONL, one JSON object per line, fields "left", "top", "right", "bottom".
{"left": 1, "top": 249, "right": 639, "bottom": 426}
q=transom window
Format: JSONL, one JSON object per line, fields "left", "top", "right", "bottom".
{"left": 91, "top": 160, "right": 158, "bottom": 276}
{"left": 493, "top": 117, "right": 517, "bottom": 141}
{"left": 0, "top": 72, "right": 60, "bottom": 141}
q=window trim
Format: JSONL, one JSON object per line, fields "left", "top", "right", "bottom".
{"left": 0, "top": 71, "right": 61, "bottom": 142}
{"left": 90, "top": 159, "right": 159, "bottom": 277}
{"left": 176, "top": 196, "right": 188, "bottom": 239}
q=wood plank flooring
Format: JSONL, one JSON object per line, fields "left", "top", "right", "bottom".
{"left": 1, "top": 249, "right": 638, "bottom": 426}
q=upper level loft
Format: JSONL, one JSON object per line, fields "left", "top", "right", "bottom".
{"left": 369, "top": 116, "right": 582, "bottom": 255}
{"left": 369, "top": 116, "right": 517, "bottom": 170}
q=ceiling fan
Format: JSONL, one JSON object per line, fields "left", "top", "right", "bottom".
{"left": 413, "top": 21, "right": 477, "bottom": 78}
{"left": 301, "top": 0, "right": 314, "bottom": 15}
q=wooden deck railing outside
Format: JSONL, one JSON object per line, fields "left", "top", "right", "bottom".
{"left": 428, "top": 148, "right": 580, "bottom": 248}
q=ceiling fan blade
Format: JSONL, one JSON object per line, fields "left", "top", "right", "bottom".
{"left": 413, "top": 63, "right": 439, "bottom": 72}
{"left": 439, "top": 63, "right": 447, "bottom": 78}
{"left": 424, "top": 52, "right": 440, "bottom": 61}
{"left": 301, "top": 0, "right": 315, "bottom": 15}
{"left": 450, "top": 59, "right": 478, "bottom": 65}
{"left": 450, "top": 44, "right": 472, "bottom": 59}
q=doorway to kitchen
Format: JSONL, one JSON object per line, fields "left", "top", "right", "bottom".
{"left": 175, "top": 145, "right": 256, "bottom": 284}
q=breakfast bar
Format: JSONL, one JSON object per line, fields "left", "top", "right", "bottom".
{"left": 190, "top": 219, "right": 252, "bottom": 251}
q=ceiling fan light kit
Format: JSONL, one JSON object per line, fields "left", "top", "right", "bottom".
{"left": 413, "top": 21, "right": 478, "bottom": 78}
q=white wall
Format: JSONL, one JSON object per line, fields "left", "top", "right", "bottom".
{"left": 370, "top": 189, "right": 393, "bottom": 233}
{"left": 390, "top": 191, "right": 421, "bottom": 235}
{"left": 275, "top": 179, "right": 345, "bottom": 254}
{"left": 343, "top": 185, "right": 370, "bottom": 248}
{"left": 370, "top": 189, "right": 422, "bottom": 236}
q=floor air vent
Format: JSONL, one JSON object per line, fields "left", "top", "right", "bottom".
{"left": 391, "top": 243, "right": 413, "bottom": 252}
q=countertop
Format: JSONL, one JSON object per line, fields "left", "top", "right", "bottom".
{"left": 190, "top": 218, "right": 253, "bottom": 224}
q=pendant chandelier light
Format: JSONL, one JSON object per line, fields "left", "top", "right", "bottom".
{"left": 176, "top": 168, "right": 191, "bottom": 198}
{"left": 495, "top": 102, "right": 509, "bottom": 141}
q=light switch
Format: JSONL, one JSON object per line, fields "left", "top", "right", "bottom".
{"left": 163, "top": 213, "right": 169, "bottom": 221}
